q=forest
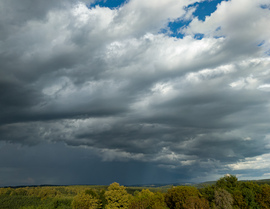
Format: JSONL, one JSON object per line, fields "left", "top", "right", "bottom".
{"left": 1, "top": 175, "right": 270, "bottom": 209}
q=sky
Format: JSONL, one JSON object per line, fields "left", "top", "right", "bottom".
{"left": 0, "top": 0, "right": 270, "bottom": 187}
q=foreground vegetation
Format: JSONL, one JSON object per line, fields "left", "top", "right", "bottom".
{"left": 1, "top": 175, "right": 270, "bottom": 209}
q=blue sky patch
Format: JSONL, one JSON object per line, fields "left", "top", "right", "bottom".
{"left": 164, "top": 20, "right": 192, "bottom": 38}
{"left": 194, "top": 33, "right": 204, "bottom": 40}
{"left": 258, "top": 40, "right": 265, "bottom": 47}
{"left": 163, "top": 0, "right": 228, "bottom": 39}
{"left": 260, "top": 4, "right": 270, "bottom": 10}
{"left": 213, "top": 35, "right": 226, "bottom": 39}
{"left": 215, "top": 26, "right": 221, "bottom": 31}
{"left": 192, "top": 0, "right": 228, "bottom": 21}
{"left": 89, "top": 0, "right": 229, "bottom": 39}
{"left": 90, "top": 0, "right": 228, "bottom": 39}
{"left": 90, "top": 0, "right": 127, "bottom": 9}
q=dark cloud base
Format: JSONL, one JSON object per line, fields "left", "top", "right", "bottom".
{"left": 0, "top": 142, "right": 189, "bottom": 187}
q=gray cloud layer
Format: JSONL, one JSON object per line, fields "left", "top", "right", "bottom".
{"left": 1, "top": 0, "right": 270, "bottom": 185}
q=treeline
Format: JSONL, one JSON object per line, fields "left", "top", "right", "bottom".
{"left": 1, "top": 175, "right": 270, "bottom": 209}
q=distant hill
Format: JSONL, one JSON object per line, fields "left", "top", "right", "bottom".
{"left": 127, "top": 178, "right": 270, "bottom": 189}
{"left": 195, "top": 178, "right": 270, "bottom": 188}
{"left": 2, "top": 178, "right": 270, "bottom": 190}
{"left": 241, "top": 179, "right": 270, "bottom": 185}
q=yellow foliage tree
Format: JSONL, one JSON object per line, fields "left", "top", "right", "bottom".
{"left": 38, "top": 187, "right": 61, "bottom": 200}
{"left": 256, "top": 184, "right": 270, "bottom": 209}
{"left": 129, "top": 189, "right": 168, "bottom": 209}
{"left": 105, "top": 182, "right": 131, "bottom": 209}
{"left": 72, "top": 192, "right": 101, "bottom": 209}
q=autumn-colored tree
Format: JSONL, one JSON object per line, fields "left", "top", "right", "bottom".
{"left": 0, "top": 187, "right": 13, "bottom": 196}
{"left": 256, "top": 184, "right": 270, "bottom": 209}
{"left": 151, "top": 192, "right": 168, "bottom": 209}
{"left": 231, "top": 190, "right": 248, "bottom": 209}
{"left": 129, "top": 189, "right": 167, "bottom": 209}
{"left": 165, "top": 186, "right": 208, "bottom": 209}
{"left": 183, "top": 196, "right": 210, "bottom": 209}
{"left": 38, "top": 187, "right": 61, "bottom": 200}
{"left": 10, "top": 188, "right": 28, "bottom": 196}
{"left": 84, "top": 188, "right": 107, "bottom": 209}
{"left": 105, "top": 182, "right": 131, "bottom": 209}
{"left": 72, "top": 191, "right": 101, "bottom": 209}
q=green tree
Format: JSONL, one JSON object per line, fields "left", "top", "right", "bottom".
{"left": 99, "top": 189, "right": 107, "bottom": 209}
{"left": 216, "top": 175, "right": 238, "bottom": 193}
{"left": 229, "top": 181, "right": 260, "bottom": 209}
{"left": 10, "top": 188, "right": 28, "bottom": 196}
{"left": 129, "top": 189, "right": 167, "bottom": 209}
{"left": 105, "top": 182, "right": 131, "bottom": 209}
{"left": 72, "top": 191, "right": 101, "bottom": 209}
{"left": 38, "top": 187, "right": 61, "bottom": 200}
{"left": 241, "top": 188, "right": 259, "bottom": 208}
{"left": 165, "top": 186, "right": 209, "bottom": 209}
{"left": 200, "top": 185, "right": 216, "bottom": 208}
{"left": 231, "top": 189, "right": 248, "bottom": 209}
{"left": 256, "top": 184, "right": 270, "bottom": 209}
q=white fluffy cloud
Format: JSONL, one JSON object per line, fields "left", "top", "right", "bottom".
{"left": 183, "top": 0, "right": 270, "bottom": 39}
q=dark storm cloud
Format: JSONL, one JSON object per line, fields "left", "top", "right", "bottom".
{"left": 0, "top": 141, "right": 183, "bottom": 186}
{"left": 1, "top": 0, "right": 270, "bottom": 186}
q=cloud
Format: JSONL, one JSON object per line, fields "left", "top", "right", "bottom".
{"left": 182, "top": 0, "right": 270, "bottom": 54}
{"left": 228, "top": 153, "right": 270, "bottom": 170}
{"left": 1, "top": 0, "right": 270, "bottom": 185}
